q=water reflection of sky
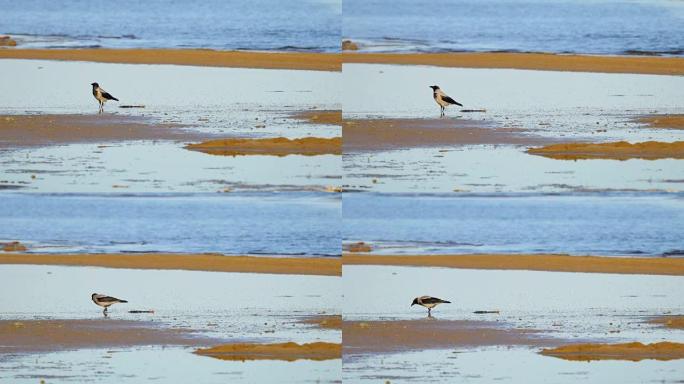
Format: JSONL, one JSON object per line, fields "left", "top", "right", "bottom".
{"left": 0, "top": 60, "right": 341, "bottom": 192}
{"left": 0, "top": 265, "right": 340, "bottom": 383}
{"left": 342, "top": 65, "right": 684, "bottom": 192}
{"left": 344, "top": 265, "right": 684, "bottom": 383}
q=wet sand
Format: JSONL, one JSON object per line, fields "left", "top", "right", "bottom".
{"left": 0, "top": 319, "right": 216, "bottom": 354}
{"left": 194, "top": 342, "right": 341, "bottom": 361}
{"left": 540, "top": 342, "right": 684, "bottom": 362}
{"left": 292, "top": 110, "right": 342, "bottom": 126}
{"left": 343, "top": 254, "right": 684, "bottom": 276}
{"left": 527, "top": 141, "right": 684, "bottom": 160}
{"left": 301, "top": 315, "right": 342, "bottom": 330}
{"left": 0, "top": 253, "right": 341, "bottom": 276}
{"left": 639, "top": 114, "right": 684, "bottom": 130}
{"left": 185, "top": 137, "right": 341, "bottom": 156}
{"left": 344, "top": 118, "right": 550, "bottom": 152}
{"left": 650, "top": 315, "right": 684, "bottom": 329}
{"left": 343, "top": 319, "right": 554, "bottom": 356}
{"left": 0, "top": 114, "right": 206, "bottom": 148}
{"left": 0, "top": 49, "right": 341, "bottom": 71}
{"left": 342, "top": 52, "right": 684, "bottom": 75}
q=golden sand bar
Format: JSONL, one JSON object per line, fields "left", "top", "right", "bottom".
{"left": 0, "top": 114, "right": 203, "bottom": 148}
{"left": 342, "top": 52, "right": 684, "bottom": 75}
{"left": 639, "top": 114, "right": 684, "bottom": 130}
{"left": 0, "top": 49, "right": 341, "bottom": 71}
{"left": 527, "top": 141, "right": 684, "bottom": 160}
{"left": 343, "top": 254, "right": 684, "bottom": 276}
{"left": 292, "top": 110, "right": 342, "bottom": 126}
{"left": 301, "top": 315, "right": 342, "bottom": 330}
{"left": 186, "top": 137, "right": 342, "bottom": 156}
{"left": 195, "top": 342, "right": 341, "bottom": 361}
{"left": 0, "top": 253, "right": 341, "bottom": 276}
{"left": 2, "top": 50, "right": 681, "bottom": 74}
{"left": 0, "top": 319, "right": 216, "bottom": 354}
{"left": 650, "top": 315, "right": 684, "bottom": 329}
{"left": 540, "top": 342, "right": 684, "bottom": 361}
{"left": 344, "top": 320, "right": 551, "bottom": 355}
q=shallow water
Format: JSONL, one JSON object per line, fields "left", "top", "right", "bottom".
{"left": 343, "top": 265, "right": 684, "bottom": 383}
{"left": 0, "top": 0, "right": 341, "bottom": 51}
{"left": 0, "top": 192, "right": 341, "bottom": 256}
{"left": 0, "top": 265, "right": 341, "bottom": 383}
{"left": 343, "top": 64, "right": 684, "bottom": 192}
{"left": 343, "top": 0, "right": 684, "bottom": 55}
{"left": 0, "top": 60, "right": 341, "bottom": 192}
{"left": 343, "top": 192, "right": 684, "bottom": 256}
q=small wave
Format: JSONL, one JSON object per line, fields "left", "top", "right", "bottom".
{"left": 663, "top": 249, "right": 684, "bottom": 257}
{"left": 623, "top": 49, "right": 684, "bottom": 56}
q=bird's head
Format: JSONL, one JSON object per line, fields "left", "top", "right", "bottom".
{"left": 411, "top": 297, "right": 419, "bottom": 307}
{"left": 429, "top": 85, "right": 440, "bottom": 90}
{"left": 91, "top": 82, "right": 99, "bottom": 87}
{"left": 91, "top": 293, "right": 98, "bottom": 299}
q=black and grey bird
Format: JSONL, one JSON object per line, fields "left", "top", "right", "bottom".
{"left": 91, "top": 293, "right": 127, "bottom": 316}
{"left": 411, "top": 295, "right": 451, "bottom": 317}
{"left": 91, "top": 82, "right": 119, "bottom": 113}
{"left": 429, "top": 85, "right": 462, "bottom": 117}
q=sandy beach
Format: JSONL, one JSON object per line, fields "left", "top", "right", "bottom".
{"left": 0, "top": 319, "right": 217, "bottom": 354}
{"left": 540, "top": 342, "right": 684, "bottom": 362}
{"left": 527, "top": 141, "right": 684, "bottom": 160}
{"left": 195, "top": 342, "right": 341, "bottom": 361}
{"left": 0, "top": 114, "right": 205, "bottom": 148}
{"left": 342, "top": 52, "right": 684, "bottom": 75}
{"left": 0, "top": 253, "right": 341, "bottom": 276}
{"left": 293, "top": 110, "right": 342, "bottom": 126}
{"left": 1, "top": 50, "right": 682, "bottom": 74}
{"left": 0, "top": 49, "right": 341, "bottom": 71}
{"left": 186, "top": 137, "right": 342, "bottom": 156}
{"left": 343, "top": 118, "right": 551, "bottom": 152}
{"left": 301, "top": 315, "right": 342, "bottom": 330}
{"left": 343, "top": 254, "right": 684, "bottom": 276}
{"left": 650, "top": 315, "right": 684, "bottom": 329}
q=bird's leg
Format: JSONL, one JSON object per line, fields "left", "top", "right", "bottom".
{"left": 103, "top": 307, "right": 108, "bottom": 316}
{"left": 440, "top": 106, "right": 445, "bottom": 117}
{"left": 428, "top": 308, "right": 432, "bottom": 317}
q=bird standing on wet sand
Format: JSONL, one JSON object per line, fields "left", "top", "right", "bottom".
{"left": 92, "top": 293, "right": 127, "bottom": 316}
{"left": 411, "top": 296, "right": 451, "bottom": 317}
{"left": 429, "top": 85, "right": 462, "bottom": 117}
{"left": 91, "top": 82, "right": 119, "bottom": 113}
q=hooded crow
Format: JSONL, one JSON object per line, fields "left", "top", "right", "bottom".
{"left": 91, "top": 82, "right": 119, "bottom": 113}
{"left": 92, "top": 293, "right": 127, "bottom": 316}
{"left": 411, "top": 295, "right": 451, "bottom": 317}
{"left": 429, "top": 85, "right": 462, "bottom": 117}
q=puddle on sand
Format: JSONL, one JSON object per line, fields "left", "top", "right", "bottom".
{"left": 0, "top": 265, "right": 340, "bottom": 383}
{"left": 0, "top": 192, "right": 341, "bottom": 256}
{"left": 343, "top": 265, "right": 684, "bottom": 383}
{"left": 343, "top": 192, "right": 684, "bottom": 256}
{"left": 0, "top": 60, "right": 341, "bottom": 192}
{"left": 342, "top": 65, "right": 684, "bottom": 192}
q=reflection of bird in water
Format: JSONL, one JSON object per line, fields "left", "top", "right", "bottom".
{"left": 429, "top": 85, "right": 462, "bottom": 117}
{"left": 411, "top": 295, "right": 451, "bottom": 317}
{"left": 91, "top": 82, "right": 119, "bottom": 113}
{"left": 92, "top": 293, "right": 128, "bottom": 316}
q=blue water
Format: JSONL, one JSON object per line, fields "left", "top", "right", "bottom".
{"left": 343, "top": 193, "right": 684, "bottom": 256}
{"left": 0, "top": 192, "right": 341, "bottom": 256}
{"left": 343, "top": 0, "right": 684, "bottom": 55}
{"left": 0, "top": 0, "right": 340, "bottom": 51}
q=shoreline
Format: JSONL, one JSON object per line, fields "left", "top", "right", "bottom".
{"left": 1, "top": 49, "right": 682, "bottom": 74}
{"left": 0, "top": 253, "right": 341, "bottom": 276}
{"left": 343, "top": 52, "right": 684, "bottom": 75}
{"left": 343, "top": 253, "right": 684, "bottom": 276}
{"left": 527, "top": 141, "right": 684, "bottom": 160}
{"left": 0, "top": 48, "right": 341, "bottom": 71}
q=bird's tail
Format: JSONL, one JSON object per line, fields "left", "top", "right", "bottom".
{"left": 455, "top": 101, "right": 463, "bottom": 107}
{"left": 112, "top": 97, "right": 119, "bottom": 101}
{"left": 441, "top": 300, "right": 451, "bottom": 303}
{"left": 119, "top": 300, "right": 128, "bottom": 303}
